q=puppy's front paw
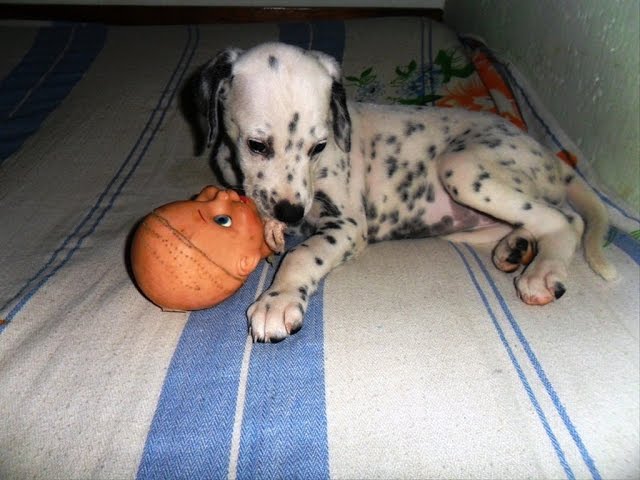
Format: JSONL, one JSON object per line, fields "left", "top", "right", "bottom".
{"left": 247, "top": 288, "right": 307, "bottom": 342}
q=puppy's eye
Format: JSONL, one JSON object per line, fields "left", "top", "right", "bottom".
{"left": 214, "top": 215, "right": 232, "bottom": 227}
{"left": 248, "top": 139, "right": 267, "bottom": 155}
{"left": 309, "top": 141, "right": 327, "bottom": 156}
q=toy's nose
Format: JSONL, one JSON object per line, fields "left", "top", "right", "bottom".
{"left": 217, "top": 190, "right": 241, "bottom": 202}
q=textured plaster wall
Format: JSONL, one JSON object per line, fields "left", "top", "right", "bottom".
{"left": 444, "top": 0, "right": 640, "bottom": 212}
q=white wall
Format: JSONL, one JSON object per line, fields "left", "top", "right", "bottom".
{"left": 445, "top": 0, "right": 640, "bottom": 212}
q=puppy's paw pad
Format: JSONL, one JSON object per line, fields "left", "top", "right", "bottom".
{"left": 493, "top": 230, "right": 537, "bottom": 273}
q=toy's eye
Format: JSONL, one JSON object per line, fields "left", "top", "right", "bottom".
{"left": 214, "top": 215, "right": 232, "bottom": 227}
{"left": 248, "top": 139, "right": 267, "bottom": 155}
{"left": 309, "top": 141, "right": 326, "bottom": 157}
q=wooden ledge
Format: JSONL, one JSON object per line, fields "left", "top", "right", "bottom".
{"left": 0, "top": 4, "right": 443, "bottom": 24}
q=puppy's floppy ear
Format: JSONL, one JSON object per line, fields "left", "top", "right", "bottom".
{"left": 197, "top": 48, "right": 243, "bottom": 148}
{"left": 330, "top": 81, "right": 351, "bottom": 153}
{"left": 307, "top": 50, "right": 352, "bottom": 153}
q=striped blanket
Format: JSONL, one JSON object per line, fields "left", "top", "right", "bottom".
{"left": 1, "top": 17, "right": 638, "bottom": 480}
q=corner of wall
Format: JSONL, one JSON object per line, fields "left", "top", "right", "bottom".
{"left": 443, "top": 0, "right": 640, "bottom": 213}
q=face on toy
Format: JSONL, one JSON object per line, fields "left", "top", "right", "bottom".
{"left": 130, "top": 186, "right": 272, "bottom": 311}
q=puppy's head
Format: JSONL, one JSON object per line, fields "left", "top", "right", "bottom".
{"left": 197, "top": 42, "right": 351, "bottom": 225}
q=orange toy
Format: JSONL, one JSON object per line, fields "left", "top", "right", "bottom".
{"left": 130, "top": 186, "right": 273, "bottom": 311}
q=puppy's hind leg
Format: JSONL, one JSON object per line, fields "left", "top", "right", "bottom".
{"left": 438, "top": 153, "right": 582, "bottom": 305}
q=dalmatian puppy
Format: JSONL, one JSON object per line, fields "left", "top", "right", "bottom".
{"left": 194, "top": 42, "right": 615, "bottom": 343}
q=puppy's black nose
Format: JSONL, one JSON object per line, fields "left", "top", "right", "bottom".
{"left": 274, "top": 200, "right": 304, "bottom": 225}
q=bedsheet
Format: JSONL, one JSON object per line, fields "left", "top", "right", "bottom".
{"left": 1, "top": 17, "right": 638, "bottom": 479}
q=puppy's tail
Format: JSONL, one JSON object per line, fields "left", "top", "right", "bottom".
{"left": 565, "top": 173, "right": 617, "bottom": 281}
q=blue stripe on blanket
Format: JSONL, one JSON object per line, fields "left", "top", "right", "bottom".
{"left": 279, "top": 21, "right": 345, "bottom": 62}
{"left": 0, "top": 23, "right": 106, "bottom": 163}
{"left": 235, "top": 283, "right": 329, "bottom": 480}
{"left": 0, "top": 25, "right": 198, "bottom": 329}
{"left": 611, "top": 228, "right": 640, "bottom": 265}
{"left": 450, "top": 243, "right": 576, "bottom": 480}
{"left": 137, "top": 22, "right": 344, "bottom": 478}
{"left": 136, "top": 267, "right": 268, "bottom": 480}
{"left": 457, "top": 243, "right": 604, "bottom": 480}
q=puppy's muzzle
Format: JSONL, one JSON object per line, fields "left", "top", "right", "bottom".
{"left": 274, "top": 200, "right": 305, "bottom": 225}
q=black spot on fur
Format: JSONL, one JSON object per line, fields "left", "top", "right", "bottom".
{"left": 386, "top": 156, "right": 398, "bottom": 177}
{"left": 450, "top": 141, "right": 467, "bottom": 152}
{"left": 405, "top": 121, "right": 425, "bottom": 136}
{"left": 523, "top": 202, "right": 532, "bottom": 210}
{"left": 444, "top": 170, "right": 453, "bottom": 178}
{"left": 258, "top": 189, "right": 269, "bottom": 205}
{"left": 427, "top": 215, "right": 455, "bottom": 236}
{"left": 428, "top": 144, "right": 437, "bottom": 160}
{"left": 365, "top": 201, "right": 378, "bottom": 221}
{"left": 288, "top": 113, "right": 299, "bottom": 134}
{"left": 315, "top": 257, "right": 324, "bottom": 266}
{"left": 480, "top": 138, "right": 502, "bottom": 149}
{"left": 387, "top": 216, "right": 432, "bottom": 240}
{"left": 315, "top": 190, "right": 341, "bottom": 218}
{"left": 268, "top": 291, "right": 280, "bottom": 297}
{"left": 564, "top": 174, "right": 575, "bottom": 185}
{"left": 413, "top": 184, "right": 426, "bottom": 200}
{"left": 322, "top": 221, "right": 342, "bottom": 230}
{"left": 268, "top": 55, "right": 278, "bottom": 69}
{"left": 325, "top": 235, "right": 337, "bottom": 245}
